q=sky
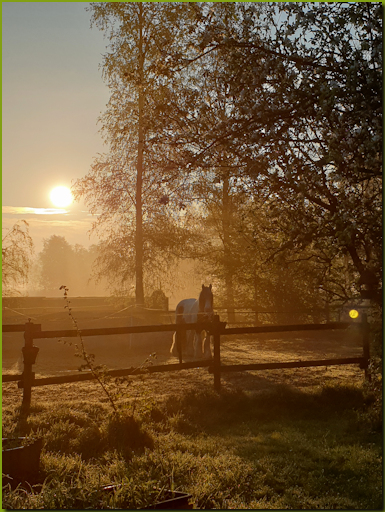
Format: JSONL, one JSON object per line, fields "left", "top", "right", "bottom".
{"left": 2, "top": 2, "right": 110, "bottom": 253}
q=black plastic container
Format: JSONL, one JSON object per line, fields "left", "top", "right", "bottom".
{"left": 2, "top": 437, "right": 43, "bottom": 487}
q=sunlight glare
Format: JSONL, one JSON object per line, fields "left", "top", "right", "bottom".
{"left": 50, "top": 186, "right": 73, "bottom": 208}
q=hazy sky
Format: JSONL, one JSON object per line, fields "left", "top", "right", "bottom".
{"left": 2, "top": 2, "right": 110, "bottom": 251}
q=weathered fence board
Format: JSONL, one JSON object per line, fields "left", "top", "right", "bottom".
{"left": 223, "top": 322, "right": 350, "bottom": 336}
{"left": 10, "top": 322, "right": 214, "bottom": 339}
{"left": 3, "top": 374, "right": 24, "bottom": 382}
{"left": 208, "top": 357, "right": 367, "bottom": 374}
{"left": 2, "top": 324, "right": 41, "bottom": 333}
{"left": 17, "top": 360, "right": 212, "bottom": 388}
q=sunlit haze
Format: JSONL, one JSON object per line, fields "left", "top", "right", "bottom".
{"left": 2, "top": 2, "right": 109, "bottom": 252}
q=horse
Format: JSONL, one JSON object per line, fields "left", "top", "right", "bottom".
{"left": 170, "top": 284, "right": 213, "bottom": 360}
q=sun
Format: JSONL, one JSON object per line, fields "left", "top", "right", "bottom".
{"left": 49, "top": 186, "right": 73, "bottom": 208}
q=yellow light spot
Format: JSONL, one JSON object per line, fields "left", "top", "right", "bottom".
{"left": 349, "top": 309, "right": 359, "bottom": 319}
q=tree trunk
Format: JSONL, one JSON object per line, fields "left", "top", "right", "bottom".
{"left": 346, "top": 239, "right": 380, "bottom": 305}
{"left": 253, "top": 266, "right": 260, "bottom": 326}
{"left": 135, "top": 4, "right": 145, "bottom": 306}
{"left": 222, "top": 173, "right": 236, "bottom": 324}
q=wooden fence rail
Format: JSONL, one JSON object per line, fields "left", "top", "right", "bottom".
{"left": 2, "top": 314, "right": 370, "bottom": 409}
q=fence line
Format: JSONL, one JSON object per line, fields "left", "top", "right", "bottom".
{"left": 223, "top": 322, "right": 351, "bottom": 335}
{"left": 208, "top": 357, "right": 367, "bottom": 374}
{"left": 2, "top": 314, "right": 370, "bottom": 408}
{"left": 18, "top": 360, "right": 213, "bottom": 388}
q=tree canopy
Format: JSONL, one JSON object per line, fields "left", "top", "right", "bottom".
{"left": 74, "top": 2, "right": 382, "bottom": 311}
{"left": 180, "top": 2, "right": 382, "bottom": 305}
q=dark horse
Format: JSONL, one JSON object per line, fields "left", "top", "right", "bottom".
{"left": 170, "top": 284, "right": 213, "bottom": 359}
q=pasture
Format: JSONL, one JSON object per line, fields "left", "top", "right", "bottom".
{"left": 2, "top": 321, "right": 383, "bottom": 509}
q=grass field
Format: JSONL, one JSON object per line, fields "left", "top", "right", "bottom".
{"left": 2, "top": 324, "right": 383, "bottom": 510}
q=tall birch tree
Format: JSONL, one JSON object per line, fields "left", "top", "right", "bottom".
{"left": 73, "top": 3, "right": 197, "bottom": 304}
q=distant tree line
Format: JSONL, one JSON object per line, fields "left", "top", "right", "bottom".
{"left": 2, "top": 231, "right": 108, "bottom": 298}
{"left": 33, "top": 235, "right": 107, "bottom": 297}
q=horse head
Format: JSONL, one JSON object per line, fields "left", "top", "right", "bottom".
{"left": 198, "top": 284, "right": 214, "bottom": 320}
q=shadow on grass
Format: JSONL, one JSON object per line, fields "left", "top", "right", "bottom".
{"left": 162, "top": 381, "right": 382, "bottom": 509}
{"left": 164, "top": 380, "right": 365, "bottom": 432}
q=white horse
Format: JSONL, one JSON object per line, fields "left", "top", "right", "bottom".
{"left": 170, "top": 284, "right": 213, "bottom": 360}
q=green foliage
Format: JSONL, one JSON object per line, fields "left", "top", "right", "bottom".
{"left": 359, "top": 358, "right": 383, "bottom": 433}
{"left": 191, "top": 2, "right": 382, "bottom": 305}
{"left": 39, "top": 236, "right": 73, "bottom": 293}
{"left": 72, "top": 3, "right": 201, "bottom": 303}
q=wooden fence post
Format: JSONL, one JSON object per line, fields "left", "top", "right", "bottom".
{"left": 212, "top": 315, "right": 221, "bottom": 392}
{"left": 175, "top": 311, "right": 185, "bottom": 365}
{"left": 361, "top": 313, "right": 371, "bottom": 382}
{"left": 21, "top": 320, "right": 40, "bottom": 410}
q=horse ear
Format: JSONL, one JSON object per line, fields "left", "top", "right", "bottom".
{"left": 209, "top": 284, "right": 212, "bottom": 290}
{"left": 202, "top": 284, "right": 205, "bottom": 290}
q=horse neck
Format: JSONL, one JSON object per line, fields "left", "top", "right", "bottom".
{"left": 199, "top": 294, "right": 213, "bottom": 314}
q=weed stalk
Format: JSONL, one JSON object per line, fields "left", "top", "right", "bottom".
{"left": 60, "top": 285, "right": 118, "bottom": 413}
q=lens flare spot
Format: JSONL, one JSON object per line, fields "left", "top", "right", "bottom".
{"left": 349, "top": 309, "right": 359, "bottom": 319}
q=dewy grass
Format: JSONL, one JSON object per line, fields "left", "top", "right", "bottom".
{"left": 2, "top": 370, "right": 383, "bottom": 510}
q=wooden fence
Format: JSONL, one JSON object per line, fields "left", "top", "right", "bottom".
{"left": 2, "top": 314, "right": 370, "bottom": 409}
